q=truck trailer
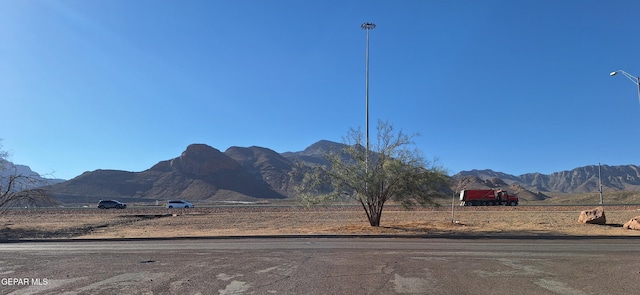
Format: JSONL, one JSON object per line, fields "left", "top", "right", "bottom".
{"left": 459, "top": 189, "right": 518, "bottom": 206}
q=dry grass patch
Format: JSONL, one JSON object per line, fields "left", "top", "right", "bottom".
{"left": 2, "top": 206, "right": 640, "bottom": 239}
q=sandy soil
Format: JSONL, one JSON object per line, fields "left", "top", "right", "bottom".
{"left": 1, "top": 205, "right": 640, "bottom": 240}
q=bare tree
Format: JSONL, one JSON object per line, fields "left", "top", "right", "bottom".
{"left": 296, "top": 120, "right": 450, "bottom": 227}
{"left": 0, "top": 144, "right": 55, "bottom": 213}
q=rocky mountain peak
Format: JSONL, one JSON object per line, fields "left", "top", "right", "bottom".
{"left": 301, "top": 140, "right": 346, "bottom": 156}
{"left": 170, "top": 144, "right": 240, "bottom": 176}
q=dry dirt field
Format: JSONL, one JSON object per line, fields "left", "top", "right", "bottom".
{"left": 2, "top": 205, "right": 640, "bottom": 240}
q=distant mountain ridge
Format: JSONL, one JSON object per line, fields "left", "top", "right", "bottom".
{"left": 455, "top": 165, "right": 640, "bottom": 193}
{"left": 49, "top": 144, "right": 291, "bottom": 203}
{"left": 45, "top": 141, "right": 358, "bottom": 203}
{"left": 23, "top": 141, "right": 640, "bottom": 204}
{"left": 0, "top": 161, "right": 65, "bottom": 191}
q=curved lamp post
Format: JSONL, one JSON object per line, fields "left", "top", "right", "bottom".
{"left": 610, "top": 70, "right": 640, "bottom": 104}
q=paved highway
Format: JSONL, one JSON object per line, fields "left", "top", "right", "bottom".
{"left": 0, "top": 237, "right": 638, "bottom": 294}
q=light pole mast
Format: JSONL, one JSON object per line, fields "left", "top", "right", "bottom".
{"left": 361, "top": 22, "right": 376, "bottom": 172}
{"left": 598, "top": 163, "right": 603, "bottom": 204}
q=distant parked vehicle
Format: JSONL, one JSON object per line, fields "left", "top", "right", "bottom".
{"left": 459, "top": 189, "right": 518, "bottom": 206}
{"left": 97, "top": 200, "right": 127, "bottom": 209}
{"left": 166, "top": 200, "right": 194, "bottom": 208}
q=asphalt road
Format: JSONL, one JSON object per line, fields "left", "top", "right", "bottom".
{"left": 0, "top": 237, "right": 638, "bottom": 295}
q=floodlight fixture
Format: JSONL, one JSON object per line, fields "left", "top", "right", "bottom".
{"left": 361, "top": 22, "right": 376, "bottom": 30}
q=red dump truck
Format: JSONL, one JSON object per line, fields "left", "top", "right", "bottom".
{"left": 459, "top": 189, "right": 518, "bottom": 206}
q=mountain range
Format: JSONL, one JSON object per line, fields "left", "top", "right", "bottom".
{"left": 0, "top": 162, "right": 65, "bottom": 191}
{"left": 22, "top": 140, "right": 640, "bottom": 204}
{"left": 455, "top": 165, "right": 640, "bottom": 193}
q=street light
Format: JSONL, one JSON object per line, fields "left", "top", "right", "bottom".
{"left": 610, "top": 70, "right": 640, "bottom": 104}
{"left": 361, "top": 22, "right": 375, "bottom": 172}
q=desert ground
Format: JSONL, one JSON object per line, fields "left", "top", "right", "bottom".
{"left": 2, "top": 205, "right": 640, "bottom": 240}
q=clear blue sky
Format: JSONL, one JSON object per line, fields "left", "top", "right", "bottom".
{"left": 2, "top": 1, "right": 640, "bottom": 180}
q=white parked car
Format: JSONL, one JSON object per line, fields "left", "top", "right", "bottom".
{"left": 166, "top": 200, "right": 194, "bottom": 208}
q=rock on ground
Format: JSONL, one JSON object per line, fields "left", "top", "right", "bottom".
{"left": 623, "top": 216, "right": 640, "bottom": 230}
{"left": 578, "top": 207, "right": 606, "bottom": 225}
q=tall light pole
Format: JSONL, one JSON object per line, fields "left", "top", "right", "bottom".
{"left": 610, "top": 70, "right": 640, "bottom": 103}
{"left": 361, "top": 22, "right": 375, "bottom": 172}
{"left": 598, "top": 163, "right": 603, "bottom": 205}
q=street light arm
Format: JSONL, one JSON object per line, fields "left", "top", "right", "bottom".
{"left": 611, "top": 70, "right": 639, "bottom": 85}
{"left": 611, "top": 69, "right": 640, "bottom": 104}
